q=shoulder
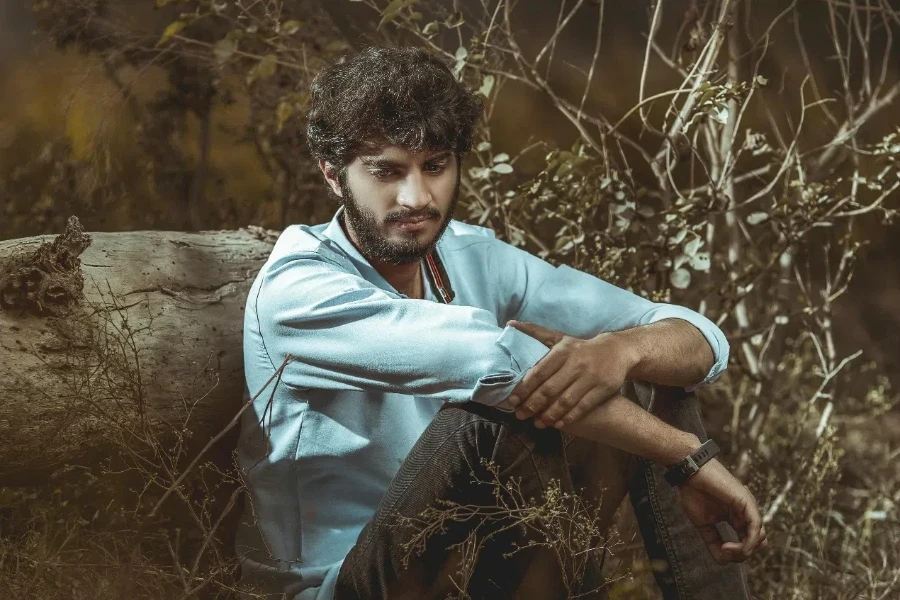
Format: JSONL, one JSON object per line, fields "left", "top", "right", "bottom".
{"left": 252, "top": 226, "right": 358, "bottom": 306}
{"left": 266, "top": 224, "right": 351, "bottom": 270}
{"left": 444, "top": 219, "right": 497, "bottom": 242}
{"left": 440, "top": 220, "right": 548, "bottom": 267}
{"left": 438, "top": 219, "right": 499, "bottom": 254}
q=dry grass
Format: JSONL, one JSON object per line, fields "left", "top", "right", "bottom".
{"left": 3, "top": 0, "right": 900, "bottom": 599}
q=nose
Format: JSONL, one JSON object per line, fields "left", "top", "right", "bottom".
{"left": 397, "top": 170, "right": 433, "bottom": 211}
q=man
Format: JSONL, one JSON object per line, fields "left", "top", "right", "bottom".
{"left": 236, "top": 46, "right": 766, "bottom": 600}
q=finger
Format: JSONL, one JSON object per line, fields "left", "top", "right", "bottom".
{"left": 507, "top": 320, "right": 565, "bottom": 348}
{"left": 509, "top": 348, "right": 567, "bottom": 406}
{"left": 726, "top": 492, "right": 761, "bottom": 557}
{"left": 741, "top": 495, "right": 764, "bottom": 556}
{"left": 533, "top": 377, "right": 595, "bottom": 426}
{"left": 518, "top": 368, "right": 575, "bottom": 424}
{"left": 700, "top": 522, "right": 748, "bottom": 564}
{"left": 549, "top": 387, "right": 611, "bottom": 429}
{"left": 721, "top": 542, "right": 750, "bottom": 563}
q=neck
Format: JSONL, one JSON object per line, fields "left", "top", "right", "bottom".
{"left": 371, "top": 258, "right": 422, "bottom": 299}
{"left": 341, "top": 215, "right": 423, "bottom": 299}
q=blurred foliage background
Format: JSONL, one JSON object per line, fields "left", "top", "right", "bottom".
{"left": 1, "top": 0, "right": 898, "bottom": 375}
{"left": 1, "top": 1, "right": 899, "bottom": 599}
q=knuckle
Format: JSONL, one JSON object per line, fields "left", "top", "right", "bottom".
{"left": 560, "top": 408, "right": 583, "bottom": 427}
{"left": 558, "top": 394, "right": 578, "bottom": 409}
{"left": 525, "top": 397, "right": 547, "bottom": 412}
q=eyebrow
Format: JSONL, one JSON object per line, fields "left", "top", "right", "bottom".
{"left": 360, "top": 151, "right": 453, "bottom": 169}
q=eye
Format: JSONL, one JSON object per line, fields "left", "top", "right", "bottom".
{"left": 424, "top": 162, "right": 447, "bottom": 174}
{"left": 371, "top": 169, "right": 398, "bottom": 180}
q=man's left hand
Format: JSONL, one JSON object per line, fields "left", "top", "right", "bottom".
{"left": 506, "top": 320, "right": 635, "bottom": 429}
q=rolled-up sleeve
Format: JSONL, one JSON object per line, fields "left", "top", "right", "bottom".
{"left": 497, "top": 244, "right": 730, "bottom": 387}
{"left": 253, "top": 252, "right": 551, "bottom": 405}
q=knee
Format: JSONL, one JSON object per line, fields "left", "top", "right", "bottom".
{"left": 435, "top": 401, "right": 565, "bottom": 462}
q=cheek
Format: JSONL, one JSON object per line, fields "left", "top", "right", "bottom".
{"left": 348, "top": 176, "right": 395, "bottom": 213}
{"left": 434, "top": 173, "right": 458, "bottom": 200}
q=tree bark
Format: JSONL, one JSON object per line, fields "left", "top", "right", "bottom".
{"left": 0, "top": 218, "right": 276, "bottom": 485}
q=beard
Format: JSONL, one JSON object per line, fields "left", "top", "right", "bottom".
{"left": 337, "top": 169, "right": 460, "bottom": 265}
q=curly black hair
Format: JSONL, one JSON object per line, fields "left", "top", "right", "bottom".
{"left": 306, "top": 46, "right": 484, "bottom": 168}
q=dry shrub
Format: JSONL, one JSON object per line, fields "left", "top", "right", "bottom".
{"left": 3, "top": 1, "right": 900, "bottom": 599}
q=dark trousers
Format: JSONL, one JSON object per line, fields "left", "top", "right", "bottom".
{"left": 334, "top": 382, "right": 751, "bottom": 599}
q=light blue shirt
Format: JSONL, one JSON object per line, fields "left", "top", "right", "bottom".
{"left": 236, "top": 206, "right": 729, "bottom": 599}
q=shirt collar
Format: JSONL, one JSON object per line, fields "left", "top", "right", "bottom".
{"left": 321, "top": 206, "right": 455, "bottom": 304}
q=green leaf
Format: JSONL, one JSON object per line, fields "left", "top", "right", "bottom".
{"left": 247, "top": 54, "right": 277, "bottom": 85}
{"left": 468, "top": 166, "right": 492, "bottom": 180}
{"left": 276, "top": 101, "right": 295, "bottom": 133}
{"left": 325, "top": 40, "right": 349, "bottom": 53}
{"left": 711, "top": 106, "right": 729, "bottom": 125}
{"left": 669, "top": 229, "right": 688, "bottom": 245}
{"left": 157, "top": 20, "right": 186, "bottom": 46}
{"left": 492, "top": 153, "right": 509, "bottom": 163}
{"left": 213, "top": 37, "right": 237, "bottom": 66}
{"left": 746, "top": 212, "right": 769, "bottom": 225}
{"left": 379, "top": 0, "right": 416, "bottom": 29}
{"left": 422, "top": 21, "right": 440, "bottom": 36}
{"left": 281, "top": 20, "right": 303, "bottom": 35}
{"left": 689, "top": 251, "right": 711, "bottom": 272}
{"left": 684, "top": 235, "right": 702, "bottom": 257}
{"left": 476, "top": 141, "right": 491, "bottom": 152}
{"left": 670, "top": 268, "right": 692, "bottom": 289}
{"left": 492, "top": 163, "right": 513, "bottom": 175}
{"left": 479, "top": 74, "right": 495, "bottom": 97}
{"left": 555, "top": 235, "right": 574, "bottom": 251}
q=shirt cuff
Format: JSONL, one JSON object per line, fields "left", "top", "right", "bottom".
{"left": 468, "top": 325, "right": 550, "bottom": 409}
{"left": 642, "top": 307, "right": 730, "bottom": 391}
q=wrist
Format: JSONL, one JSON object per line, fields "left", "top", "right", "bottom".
{"left": 604, "top": 329, "right": 643, "bottom": 378}
{"left": 664, "top": 438, "right": 721, "bottom": 487}
{"left": 653, "top": 431, "right": 701, "bottom": 466}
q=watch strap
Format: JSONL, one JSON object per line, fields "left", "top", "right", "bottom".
{"left": 664, "top": 439, "right": 720, "bottom": 487}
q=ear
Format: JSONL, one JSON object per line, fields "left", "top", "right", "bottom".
{"left": 318, "top": 159, "right": 342, "bottom": 197}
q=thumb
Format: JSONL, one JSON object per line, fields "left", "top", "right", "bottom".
{"left": 507, "top": 320, "right": 565, "bottom": 348}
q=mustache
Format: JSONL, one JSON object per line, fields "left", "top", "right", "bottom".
{"left": 385, "top": 207, "right": 441, "bottom": 222}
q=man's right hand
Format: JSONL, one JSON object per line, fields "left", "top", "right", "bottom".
{"left": 677, "top": 458, "right": 768, "bottom": 564}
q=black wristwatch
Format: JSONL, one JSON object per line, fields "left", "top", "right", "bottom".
{"left": 664, "top": 439, "right": 720, "bottom": 487}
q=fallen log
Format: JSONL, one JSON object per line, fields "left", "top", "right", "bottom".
{"left": 0, "top": 217, "right": 277, "bottom": 485}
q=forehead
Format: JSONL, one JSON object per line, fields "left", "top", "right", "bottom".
{"left": 356, "top": 144, "right": 451, "bottom": 165}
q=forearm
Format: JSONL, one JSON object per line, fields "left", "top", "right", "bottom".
{"left": 614, "top": 318, "right": 716, "bottom": 389}
{"left": 558, "top": 392, "right": 700, "bottom": 464}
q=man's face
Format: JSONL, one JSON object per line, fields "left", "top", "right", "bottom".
{"left": 329, "top": 145, "right": 461, "bottom": 265}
